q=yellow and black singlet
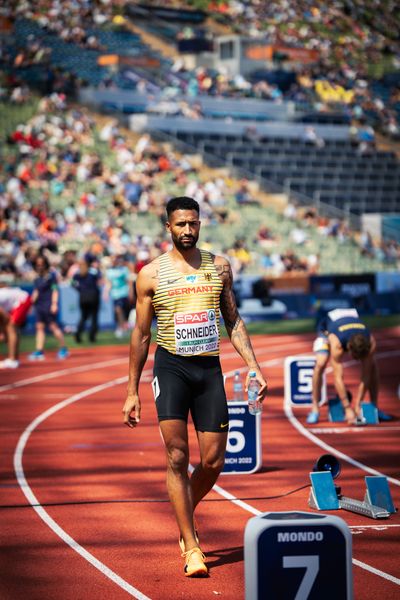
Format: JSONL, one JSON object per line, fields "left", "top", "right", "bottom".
{"left": 152, "top": 250, "right": 223, "bottom": 356}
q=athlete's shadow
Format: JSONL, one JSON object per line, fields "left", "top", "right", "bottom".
{"left": 206, "top": 545, "right": 243, "bottom": 570}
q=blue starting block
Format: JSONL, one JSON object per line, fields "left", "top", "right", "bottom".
{"left": 309, "top": 471, "right": 340, "bottom": 510}
{"left": 309, "top": 469, "right": 393, "bottom": 519}
{"left": 328, "top": 397, "right": 346, "bottom": 422}
{"left": 365, "top": 476, "right": 396, "bottom": 514}
{"left": 328, "top": 392, "right": 356, "bottom": 423}
{"left": 361, "top": 402, "right": 379, "bottom": 424}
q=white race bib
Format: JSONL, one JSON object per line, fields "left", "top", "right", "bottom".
{"left": 328, "top": 308, "right": 359, "bottom": 322}
{"left": 174, "top": 309, "right": 218, "bottom": 355}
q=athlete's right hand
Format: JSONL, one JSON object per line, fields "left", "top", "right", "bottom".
{"left": 122, "top": 393, "right": 141, "bottom": 428}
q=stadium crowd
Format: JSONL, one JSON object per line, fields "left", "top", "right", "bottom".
{"left": 113, "top": 0, "right": 399, "bottom": 139}
{"left": 1, "top": 1, "right": 399, "bottom": 292}
{"left": 1, "top": 0, "right": 399, "bottom": 140}
{"left": 1, "top": 91, "right": 399, "bottom": 292}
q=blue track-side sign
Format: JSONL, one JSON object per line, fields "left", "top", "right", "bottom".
{"left": 284, "top": 355, "right": 326, "bottom": 406}
{"left": 222, "top": 401, "right": 262, "bottom": 474}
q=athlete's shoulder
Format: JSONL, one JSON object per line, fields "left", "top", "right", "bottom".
{"left": 210, "top": 253, "right": 232, "bottom": 284}
{"left": 211, "top": 253, "right": 230, "bottom": 269}
{"left": 136, "top": 256, "right": 161, "bottom": 290}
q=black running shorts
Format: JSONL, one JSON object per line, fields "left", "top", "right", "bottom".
{"left": 152, "top": 345, "right": 229, "bottom": 433}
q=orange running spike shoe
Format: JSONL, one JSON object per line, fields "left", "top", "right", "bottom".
{"left": 182, "top": 547, "right": 208, "bottom": 577}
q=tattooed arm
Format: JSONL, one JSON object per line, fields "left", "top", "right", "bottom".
{"left": 122, "top": 260, "right": 157, "bottom": 427}
{"left": 215, "top": 255, "right": 268, "bottom": 401}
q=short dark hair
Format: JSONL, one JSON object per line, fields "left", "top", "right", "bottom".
{"left": 33, "top": 255, "right": 50, "bottom": 270}
{"left": 348, "top": 333, "right": 371, "bottom": 359}
{"left": 166, "top": 196, "right": 200, "bottom": 218}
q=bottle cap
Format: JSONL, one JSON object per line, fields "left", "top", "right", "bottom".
{"left": 249, "top": 370, "right": 256, "bottom": 377}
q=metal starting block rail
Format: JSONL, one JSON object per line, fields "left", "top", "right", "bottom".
{"left": 309, "top": 471, "right": 395, "bottom": 520}
{"left": 339, "top": 496, "right": 389, "bottom": 519}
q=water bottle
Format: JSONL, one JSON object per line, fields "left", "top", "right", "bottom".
{"left": 233, "top": 370, "right": 244, "bottom": 401}
{"left": 248, "top": 371, "right": 262, "bottom": 415}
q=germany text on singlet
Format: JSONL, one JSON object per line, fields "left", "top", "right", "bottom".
{"left": 152, "top": 250, "right": 223, "bottom": 356}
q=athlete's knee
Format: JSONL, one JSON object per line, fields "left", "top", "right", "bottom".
{"left": 201, "top": 452, "right": 225, "bottom": 475}
{"left": 166, "top": 445, "right": 189, "bottom": 473}
{"left": 314, "top": 356, "right": 329, "bottom": 375}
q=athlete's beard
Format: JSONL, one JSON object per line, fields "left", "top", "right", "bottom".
{"left": 173, "top": 233, "right": 198, "bottom": 250}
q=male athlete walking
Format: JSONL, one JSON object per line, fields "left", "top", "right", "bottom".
{"left": 122, "top": 196, "right": 268, "bottom": 576}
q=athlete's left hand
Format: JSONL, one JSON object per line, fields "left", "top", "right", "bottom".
{"left": 122, "top": 393, "right": 141, "bottom": 428}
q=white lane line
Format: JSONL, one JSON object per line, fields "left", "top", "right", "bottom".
{"left": 14, "top": 373, "right": 153, "bottom": 600}
{"left": 0, "top": 358, "right": 126, "bottom": 392}
{"left": 352, "top": 559, "right": 400, "bottom": 585}
{"left": 349, "top": 524, "right": 400, "bottom": 530}
{"left": 1, "top": 393, "right": 78, "bottom": 400}
{"left": 309, "top": 427, "right": 400, "bottom": 434}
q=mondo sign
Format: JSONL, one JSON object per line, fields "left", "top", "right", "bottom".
{"left": 284, "top": 355, "right": 326, "bottom": 407}
{"left": 245, "top": 511, "right": 353, "bottom": 600}
{"left": 222, "top": 401, "right": 262, "bottom": 474}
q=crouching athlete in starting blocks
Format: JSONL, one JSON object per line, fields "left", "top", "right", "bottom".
{"left": 306, "top": 307, "right": 391, "bottom": 425}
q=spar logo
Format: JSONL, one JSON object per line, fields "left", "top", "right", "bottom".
{"left": 208, "top": 309, "right": 216, "bottom": 321}
{"left": 175, "top": 311, "right": 209, "bottom": 324}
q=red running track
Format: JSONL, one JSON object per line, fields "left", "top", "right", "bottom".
{"left": 1, "top": 329, "right": 399, "bottom": 600}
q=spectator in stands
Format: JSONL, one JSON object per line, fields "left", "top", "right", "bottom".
{"left": 303, "top": 126, "right": 325, "bottom": 148}
{"left": 384, "top": 115, "right": 400, "bottom": 140}
{"left": 290, "top": 226, "right": 308, "bottom": 246}
{"left": 228, "top": 238, "right": 252, "bottom": 273}
{"left": 357, "top": 123, "right": 376, "bottom": 155}
{"left": 29, "top": 255, "right": 69, "bottom": 360}
{"left": 134, "top": 133, "right": 151, "bottom": 161}
{"left": 235, "top": 179, "right": 260, "bottom": 206}
{"left": 256, "top": 224, "right": 275, "bottom": 248}
{"left": 306, "top": 252, "right": 320, "bottom": 274}
{"left": 283, "top": 201, "right": 298, "bottom": 221}
{"left": 359, "top": 231, "right": 375, "bottom": 258}
{"left": 260, "top": 251, "right": 274, "bottom": 270}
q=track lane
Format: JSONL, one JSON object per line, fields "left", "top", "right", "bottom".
{"left": 1, "top": 331, "right": 399, "bottom": 599}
